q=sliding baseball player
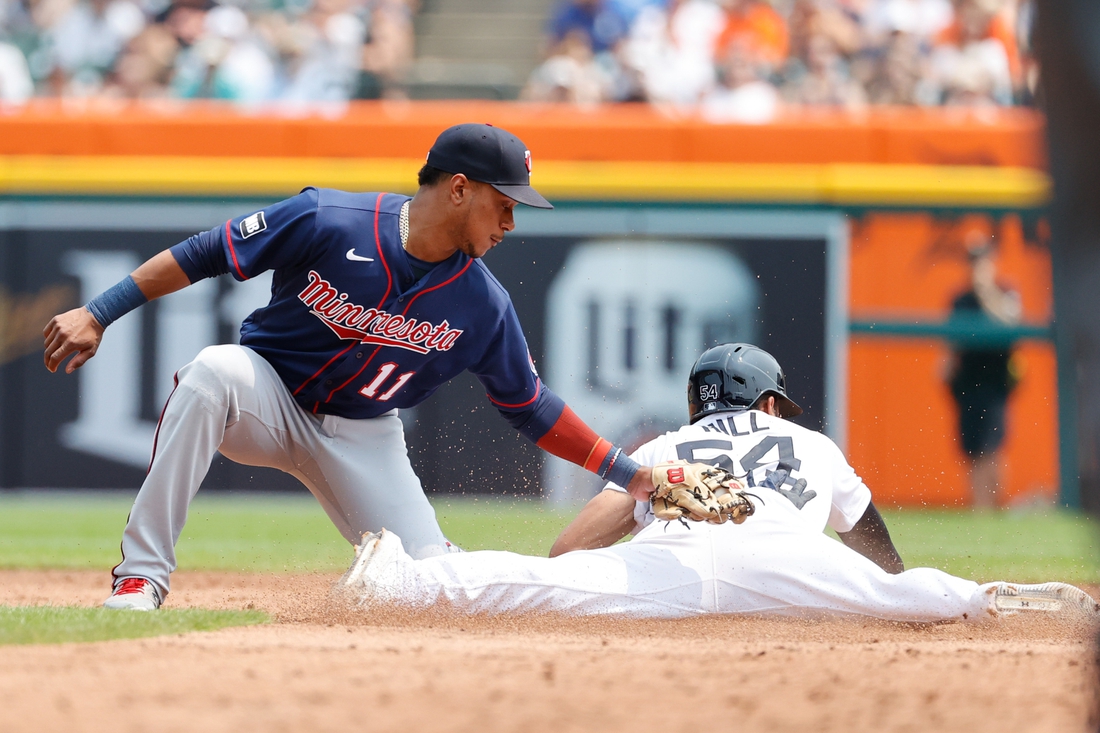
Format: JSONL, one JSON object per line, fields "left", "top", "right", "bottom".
{"left": 338, "top": 343, "right": 1099, "bottom": 622}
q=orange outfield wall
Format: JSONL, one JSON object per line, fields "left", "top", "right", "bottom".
{"left": 846, "top": 213, "right": 1057, "bottom": 507}
{"left": 0, "top": 102, "right": 1055, "bottom": 507}
{"left": 0, "top": 100, "right": 1045, "bottom": 168}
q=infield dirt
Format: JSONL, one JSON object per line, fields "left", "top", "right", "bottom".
{"left": 0, "top": 568, "right": 1095, "bottom": 733}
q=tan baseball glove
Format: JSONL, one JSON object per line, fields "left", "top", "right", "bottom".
{"left": 651, "top": 460, "right": 756, "bottom": 525}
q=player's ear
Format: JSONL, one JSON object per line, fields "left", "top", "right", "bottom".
{"left": 448, "top": 174, "right": 470, "bottom": 206}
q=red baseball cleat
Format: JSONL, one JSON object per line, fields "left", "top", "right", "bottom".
{"left": 103, "top": 577, "right": 162, "bottom": 611}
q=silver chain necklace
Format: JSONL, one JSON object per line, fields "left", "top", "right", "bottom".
{"left": 400, "top": 200, "right": 410, "bottom": 250}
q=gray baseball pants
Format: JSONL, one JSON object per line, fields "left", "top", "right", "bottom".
{"left": 112, "top": 344, "right": 454, "bottom": 599}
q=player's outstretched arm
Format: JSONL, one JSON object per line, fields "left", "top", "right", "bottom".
{"left": 549, "top": 489, "right": 638, "bottom": 557}
{"left": 837, "top": 501, "right": 905, "bottom": 574}
{"left": 529, "top": 405, "right": 656, "bottom": 501}
{"left": 43, "top": 250, "right": 191, "bottom": 374}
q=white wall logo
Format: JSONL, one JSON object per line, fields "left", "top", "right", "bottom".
{"left": 543, "top": 241, "right": 759, "bottom": 504}
{"left": 239, "top": 211, "right": 267, "bottom": 239}
{"left": 59, "top": 250, "right": 272, "bottom": 468}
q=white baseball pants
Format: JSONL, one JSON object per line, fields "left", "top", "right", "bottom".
{"left": 356, "top": 519, "right": 994, "bottom": 622}
{"left": 113, "top": 344, "right": 454, "bottom": 599}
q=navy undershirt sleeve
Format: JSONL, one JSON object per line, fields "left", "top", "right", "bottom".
{"left": 500, "top": 385, "right": 567, "bottom": 443}
{"left": 170, "top": 229, "right": 230, "bottom": 283}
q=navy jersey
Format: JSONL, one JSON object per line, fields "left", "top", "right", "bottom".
{"left": 170, "top": 188, "right": 564, "bottom": 440}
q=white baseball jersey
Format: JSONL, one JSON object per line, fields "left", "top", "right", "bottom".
{"left": 608, "top": 409, "right": 871, "bottom": 537}
{"left": 342, "top": 409, "right": 995, "bottom": 622}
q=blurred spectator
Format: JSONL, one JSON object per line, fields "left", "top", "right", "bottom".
{"left": 787, "top": 0, "right": 869, "bottom": 99}
{"left": 161, "top": 0, "right": 212, "bottom": 97}
{"left": 1013, "top": 0, "right": 1036, "bottom": 104}
{"left": 946, "top": 235, "right": 1022, "bottom": 509}
{"left": 0, "top": 40, "right": 33, "bottom": 103}
{"left": 523, "top": 29, "right": 612, "bottom": 104}
{"left": 624, "top": 0, "right": 725, "bottom": 105}
{"left": 103, "top": 23, "right": 177, "bottom": 98}
{"left": 359, "top": 0, "right": 414, "bottom": 98}
{"left": 714, "top": 0, "right": 789, "bottom": 70}
{"left": 169, "top": 1, "right": 276, "bottom": 103}
{"left": 0, "top": 0, "right": 1047, "bottom": 110}
{"left": 940, "top": 51, "right": 999, "bottom": 106}
{"left": 789, "top": 0, "right": 862, "bottom": 61}
{"left": 44, "top": 0, "right": 147, "bottom": 96}
{"left": 605, "top": 0, "right": 664, "bottom": 27}
{"left": 781, "top": 31, "right": 866, "bottom": 107}
{"left": 700, "top": 37, "right": 779, "bottom": 122}
{"left": 546, "top": 0, "right": 628, "bottom": 55}
{"left": 931, "top": 0, "right": 1015, "bottom": 105}
{"left": 864, "top": 30, "right": 938, "bottom": 104}
{"left": 279, "top": 0, "right": 366, "bottom": 104}
{"left": 602, "top": 40, "right": 646, "bottom": 101}
{"left": 862, "top": 0, "right": 953, "bottom": 43}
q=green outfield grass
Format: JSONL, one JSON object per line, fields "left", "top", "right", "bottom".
{"left": 872, "top": 509, "right": 1099, "bottom": 584}
{"left": 0, "top": 606, "right": 268, "bottom": 645}
{"left": 0, "top": 492, "right": 574, "bottom": 573}
{"left": 0, "top": 492, "right": 1096, "bottom": 583}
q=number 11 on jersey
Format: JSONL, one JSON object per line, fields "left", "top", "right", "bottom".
{"left": 359, "top": 362, "right": 415, "bottom": 402}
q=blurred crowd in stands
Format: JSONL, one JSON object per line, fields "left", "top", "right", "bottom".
{"left": 0, "top": 0, "right": 414, "bottom": 104}
{"left": 525, "top": 0, "right": 1038, "bottom": 119}
{"left": 0, "top": 0, "right": 1038, "bottom": 115}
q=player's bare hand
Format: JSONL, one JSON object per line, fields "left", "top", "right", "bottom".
{"left": 43, "top": 307, "right": 104, "bottom": 374}
{"left": 625, "top": 466, "right": 656, "bottom": 502}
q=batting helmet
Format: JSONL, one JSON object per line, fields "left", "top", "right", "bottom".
{"left": 687, "top": 343, "right": 802, "bottom": 423}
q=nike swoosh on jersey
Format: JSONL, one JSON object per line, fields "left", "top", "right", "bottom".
{"left": 345, "top": 249, "right": 375, "bottom": 262}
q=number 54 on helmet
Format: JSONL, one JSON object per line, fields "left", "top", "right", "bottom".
{"left": 687, "top": 343, "right": 802, "bottom": 423}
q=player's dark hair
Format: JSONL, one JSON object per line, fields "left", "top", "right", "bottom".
{"left": 417, "top": 164, "right": 453, "bottom": 188}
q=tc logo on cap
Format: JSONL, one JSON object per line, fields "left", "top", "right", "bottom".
{"left": 425, "top": 124, "right": 552, "bottom": 209}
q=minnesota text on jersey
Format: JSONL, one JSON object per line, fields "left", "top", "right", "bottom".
{"left": 300, "top": 270, "right": 463, "bottom": 353}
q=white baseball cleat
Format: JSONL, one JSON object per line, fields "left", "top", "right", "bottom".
{"left": 339, "top": 531, "right": 386, "bottom": 590}
{"left": 103, "top": 577, "right": 162, "bottom": 611}
{"left": 992, "top": 582, "right": 1100, "bottom": 617}
{"left": 337, "top": 528, "right": 406, "bottom": 604}
{"left": 334, "top": 526, "right": 413, "bottom": 603}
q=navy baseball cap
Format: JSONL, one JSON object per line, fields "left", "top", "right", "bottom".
{"left": 426, "top": 123, "right": 553, "bottom": 209}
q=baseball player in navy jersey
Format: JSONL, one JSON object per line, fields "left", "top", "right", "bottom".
{"left": 337, "top": 344, "right": 1099, "bottom": 623}
{"left": 43, "top": 123, "right": 657, "bottom": 611}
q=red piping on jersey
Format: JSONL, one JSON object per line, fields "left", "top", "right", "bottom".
{"left": 293, "top": 193, "right": 392, "bottom": 398}
{"left": 225, "top": 220, "right": 247, "bottom": 281}
{"left": 399, "top": 260, "right": 473, "bottom": 314}
{"left": 321, "top": 251, "right": 473, "bottom": 406}
{"left": 372, "top": 193, "right": 393, "bottom": 308}
{"left": 293, "top": 342, "right": 356, "bottom": 396}
{"left": 487, "top": 378, "right": 541, "bottom": 409}
{"left": 324, "top": 345, "right": 384, "bottom": 403}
